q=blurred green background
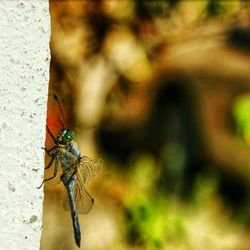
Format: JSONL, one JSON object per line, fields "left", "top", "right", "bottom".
{"left": 41, "top": 1, "right": 250, "bottom": 249}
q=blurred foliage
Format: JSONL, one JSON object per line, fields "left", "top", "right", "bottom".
{"left": 123, "top": 154, "right": 184, "bottom": 249}
{"left": 41, "top": 0, "right": 250, "bottom": 249}
{"left": 233, "top": 94, "right": 250, "bottom": 144}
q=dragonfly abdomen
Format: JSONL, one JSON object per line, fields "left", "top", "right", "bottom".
{"left": 61, "top": 174, "right": 81, "bottom": 248}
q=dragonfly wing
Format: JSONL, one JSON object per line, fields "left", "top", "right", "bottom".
{"left": 78, "top": 156, "right": 102, "bottom": 184}
{"left": 63, "top": 177, "right": 94, "bottom": 214}
{"left": 74, "top": 180, "right": 94, "bottom": 214}
{"left": 63, "top": 157, "right": 101, "bottom": 214}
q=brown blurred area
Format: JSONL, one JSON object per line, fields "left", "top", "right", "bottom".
{"left": 41, "top": 1, "right": 250, "bottom": 250}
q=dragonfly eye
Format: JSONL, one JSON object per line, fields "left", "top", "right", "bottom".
{"left": 57, "top": 129, "right": 74, "bottom": 144}
{"left": 64, "top": 130, "right": 74, "bottom": 142}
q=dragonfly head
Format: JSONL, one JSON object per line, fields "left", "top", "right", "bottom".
{"left": 57, "top": 128, "right": 75, "bottom": 145}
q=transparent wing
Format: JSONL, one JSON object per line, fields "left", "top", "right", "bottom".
{"left": 63, "top": 156, "right": 102, "bottom": 214}
{"left": 63, "top": 174, "right": 94, "bottom": 214}
{"left": 78, "top": 156, "right": 102, "bottom": 184}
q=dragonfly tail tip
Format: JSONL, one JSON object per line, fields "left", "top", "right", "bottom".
{"left": 76, "top": 238, "right": 81, "bottom": 248}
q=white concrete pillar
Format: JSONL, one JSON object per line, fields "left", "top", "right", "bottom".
{"left": 0, "top": 1, "right": 50, "bottom": 249}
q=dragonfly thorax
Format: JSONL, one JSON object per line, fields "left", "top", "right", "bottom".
{"left": 57, "top": 128, "right": 75, "bottom": 145}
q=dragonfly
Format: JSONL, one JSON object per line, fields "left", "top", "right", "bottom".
{"left": 38, "top": 94, "right": 102, "bottom": 248}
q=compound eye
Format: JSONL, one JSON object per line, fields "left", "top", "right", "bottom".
{"left": 66, "top": 133, "right": 71, "bottom": 140}
{"left": 64, "top": 130, "right": 74, "bottom": 142}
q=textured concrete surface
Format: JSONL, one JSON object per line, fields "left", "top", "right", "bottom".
{"left": 0, "top": 1, "right": 50, "bottom": 249}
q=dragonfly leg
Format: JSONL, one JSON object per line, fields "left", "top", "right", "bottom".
{"left": 37, "top": 157, "right": 59, "bottom": 189}
{"left": 42, "top": 146, "right": 57, "bottom": 156}
{"left": 45, "top": 154, "right": 56, "bottom": 169}
{"left": 46, "top": 125, "right": 58, "bottom": 144}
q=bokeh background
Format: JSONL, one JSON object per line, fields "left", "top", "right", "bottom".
{"left": 41, "top": 1, "right": 250, "bottom": 249}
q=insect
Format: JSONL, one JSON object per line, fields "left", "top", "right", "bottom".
{"left": 38, "top": 95, "right": 102, "bottom": 248}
